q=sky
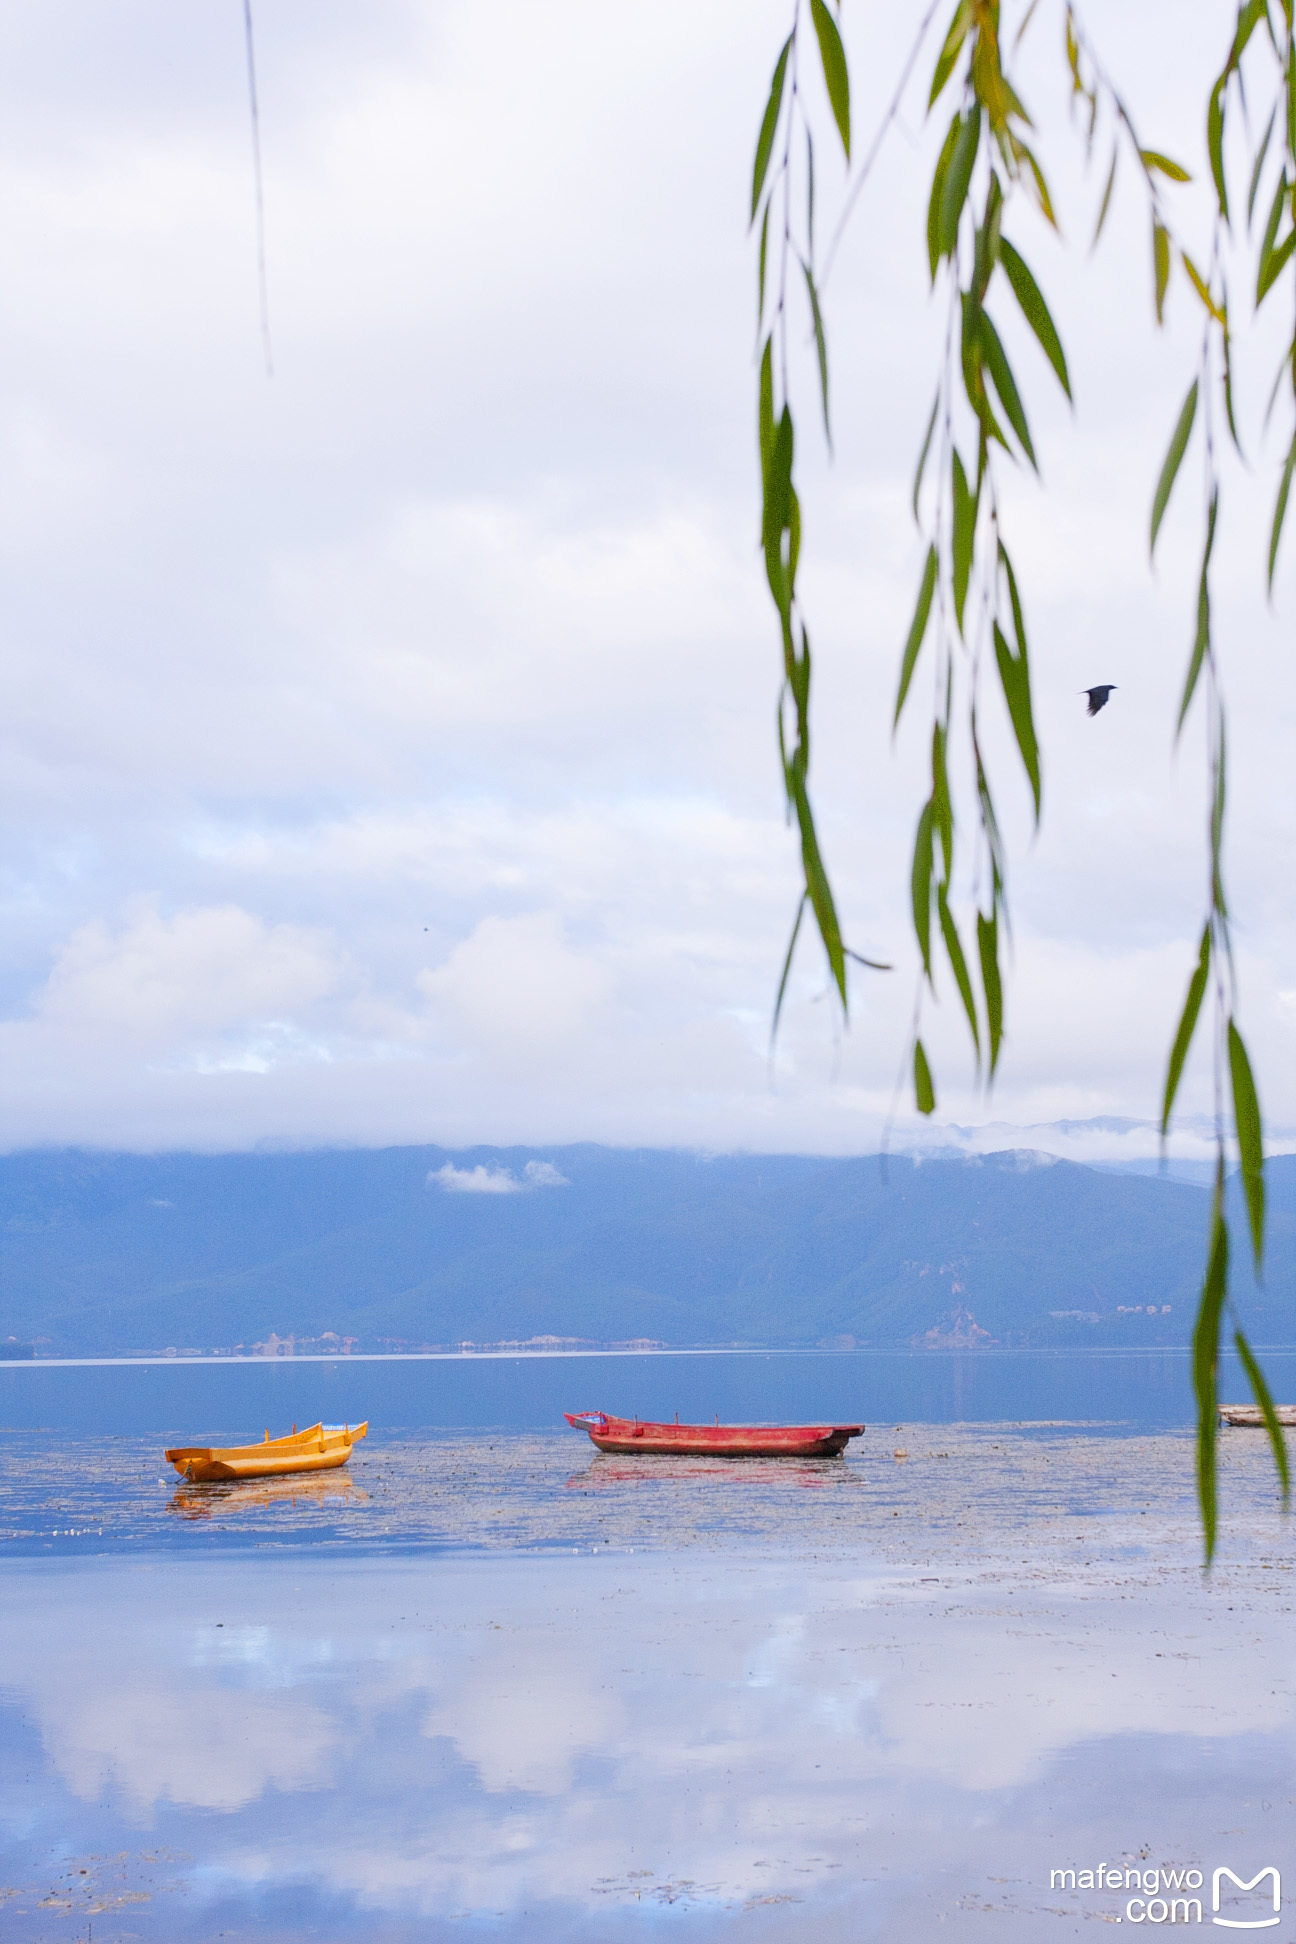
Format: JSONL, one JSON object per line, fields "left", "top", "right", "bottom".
{"left": 0, "top": 0, "right": 1291, "bottom": 1160}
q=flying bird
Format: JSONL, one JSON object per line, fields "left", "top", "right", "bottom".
{"left": 1082, "top": 685, "right": 1117, "bottom": 716}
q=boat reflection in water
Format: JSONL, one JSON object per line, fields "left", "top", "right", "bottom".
{"left": 567, "top": 1450, "right": 864, "bottom": 1490}
{"left": 168, "top": 1470, "right": 370, "bottom": 1521}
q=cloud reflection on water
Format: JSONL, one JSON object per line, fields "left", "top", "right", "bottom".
{"left": 2, "top": 1538, "right": 1293, "bottom": 1938}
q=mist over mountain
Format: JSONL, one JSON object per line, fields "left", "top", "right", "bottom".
{"left": 1, "top": 1144, "right": 1289, "bottom": 1359}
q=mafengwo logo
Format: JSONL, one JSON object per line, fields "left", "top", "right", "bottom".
{"left": 1048, "top": 1863, "right": 1282, "bottom": 1926}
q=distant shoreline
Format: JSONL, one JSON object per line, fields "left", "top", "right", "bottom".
{"left": 7, "top": 1343, "right": 1296, "bottom": 1370}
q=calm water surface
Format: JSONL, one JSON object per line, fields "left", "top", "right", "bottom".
{"left": 1, "top": 1354, "right": 1293, "bottom": 1940}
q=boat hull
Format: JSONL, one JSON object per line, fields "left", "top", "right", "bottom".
{"left": 165, "top": 1421, "right": 367, "bottom": 1483}
{"left": 1219, "top": 1405, "right": 1296, "bottom": 1428}
{"left": 565, "top": 1412, "right": 863, "bottom": 1458}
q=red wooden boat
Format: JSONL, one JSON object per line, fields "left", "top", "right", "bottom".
{"left": 564, "top": 1410, "right": 864, "bottom": 1458}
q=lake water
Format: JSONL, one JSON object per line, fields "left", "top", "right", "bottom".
{"left": 2, "top": 1351, "right": 1293, "bottom": 1940}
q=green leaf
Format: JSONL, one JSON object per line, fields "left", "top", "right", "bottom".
{"left": 1256, "top": 168, "right": 1289, "bottom": 300}
{"left": 1208, "top": 78, "right": 1228, "bottom": 220}
{"left": 998, "top": 238, "right": 1071, "bottom": 398}
{"left": 895, "top": 545, "right": 938, "bottom": 728}
{"left": 912, "top": 390, "right": 939, "bottom": 521}
{"left": 998, "top": 540, "right": 1027, "bottom": 655}
{"left": 1194, "top": 1180, "right": 1228, "bottom": 1565}
{"left": 1092, "top": 145, "right": 1118, "bottom": 249}
{"left": 1162, "top": 924, "right": 1210, "bottom": 1135}
{"left": 1228, "top": 1018, "right": 1265, "bottom": 1270}
{"left": 802, "top": 260, "right": 831, "bottom": 444}
{"left": 931, "top": 720, "right": 953, "bottom": 878}
{"left": 1257, "top": 225, "right": 1296, "bottom": 306}
{"left": 758, "top": 336, "right": 774, "bottom": 484}
{"left": 1248, "top": 107, "right": 1276, "bottom": 229}
{"left": 929, "top": 0, "right": 971, "bottom": 108}
{"left": 976, "top": 906, "right": 1003, "bottom": 1074}
{"left": 1228, "top": 0, "right": 1270, "bottom": 72}
{"left": 978, "top": 310, "right": 1036, "bottom": 467}
{"left": 938, "top": 886, "right": 980, "bottom": 1059}
{"left": 809, "top": 0, "right": 851, "bottom": 160}
{"left": 951, "top": 448, "right": 977, "bottom": 629}
{"left": 787, "top": 757, "right": 848, "bottom": 1008}
{"left": 939, "top": 109, "right": 981, "bottom": 260}
{"left": 1013, "top": 138, "right": 1056, "bottom": 228}
{"left": 1153, "top": 219, "right": 1171, "bottom": 323}
{"left": 763, "top": 406, "right": 796, "bottom": 619}
{"left": 1181, "top": 251, "right": 1226, "bottom": 325}
{"left": 911, "top": 801, "right": 935, "bottom": 980}
{"left": 1270, "top": 430, "right": 1296, "bottom": 593}
{"left": 757, "top": 198, "right": 771, "bottom": 324}
{"left": 928, "top": 115, "right": 961, "bottom": 280}
{"left": 960, "top": 291, "right": 1008, "bottom": 453}
{"left": 771, "top": 891, "right": 807, "bottom": 1043}
{"left": 993, "top": 620, "right": 1041, "bottom": 819}
{"left": 1141, "top": 149, "right": 1192, "bottom": 183}
{"left": 1233, "top": 1327, "right": 1290, "bottom": 1506}
{"left": 913, "top": 1037, "right": 936, "bottom": 1116}
{"left": 1211, "top": 713, "right": 1228, "bottom": 920}
{"left": 1178, "top": 491, "right": 1218, "bottom": 733}
{"left": 1150, "top": 380, "right": 1198, "bottom": 557}
{"left": 751, "top": 35, "right": 792, "bottom": 223}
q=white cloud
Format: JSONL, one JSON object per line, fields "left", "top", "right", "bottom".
{"left": 429, "top": 1158, "right": 570, "bottom": 1195}
{"left": 0, "top": 0, "right": 1289, "bottom": 1153}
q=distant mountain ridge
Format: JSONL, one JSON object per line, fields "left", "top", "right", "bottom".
{"left": 0, "top": 1143, "right": 1290, "bottom": 1358}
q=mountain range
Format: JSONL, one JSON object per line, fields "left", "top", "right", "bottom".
{"left": 2, "top": 1143, "right": 1291, "bottom": 1358}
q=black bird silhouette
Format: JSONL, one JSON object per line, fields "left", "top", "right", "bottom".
{"left": 1082, "top": 684, "right": 1117, "bottom": 716}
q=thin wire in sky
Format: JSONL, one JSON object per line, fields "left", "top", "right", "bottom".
{"left": 242, "top": 0, "right": 274, "bottom": 376}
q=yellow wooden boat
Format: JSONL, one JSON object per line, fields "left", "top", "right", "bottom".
{"left": 164, "top": 1420, "right": 367, "bottom": 1483}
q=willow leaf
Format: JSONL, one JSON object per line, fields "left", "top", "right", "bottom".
{"left": 1194, "top": 1187, "right": 1228, "bottom": 1565}
{"left": 1150, "top": 380, "right": 1198, "bottom": 556}
{"left": 928, "top": 115, "right": 961, "bottom": 279}
{"left": 1256, "top": 169, "right": 1288, "bottom": 300}
{"left": 895, "top": 545, "right": 938, "bottom": 728}
{"left": 914, "top": 1038, "right": 936, "bottom": 1115}
{"left": 758, "top": 337, "right": 775, "bottom": 484}
{"left": 976, "top": 907, "right": 1003, "bottom": 1073}
{"left": 802, "top": 261, "right": 831, "bottom": 443}
{"left": 1270, "top": 430, "right": 1296, "bottom": 592}
{"left": 952, "top": 448, "right": 977, "bottom": 629}
{"left": 931, "top": 720, "right": 952, "bottom": 878}
{"left": 1162, "top": 925, "right": 1210, "bottom": 1134}
{"left": 979, "top": 310, "right": 1036, "bottom": 467}
{"left": 809, "top": 0, "right": 851, "bottom": 159}
{"left": 1177, "top": 492, "right": 1218, "bottom": 732}
{"left": 999, "top": 238, "right": 1071, "bottom": 397}
{"left": 1141, "top": 148, "right": 1192, "bottom": 182}
{"left": 938, "top": 886, "right": 980, "bottom": 1059}
{"left": 929, "top": 0, "right": 972, "bottom": 108}
{"left": 911, "top": 802, "right": 935, "bottom": 980}
{"left": 993, "top": 621, "right": 1041, "bottom": 819}
{"left": 1092, "top": 144, "right": 1118, "bottom": 248}
{"left": 1257, "top": 226, "right": 1296, "bottom": 306}
{"left": 1181, "top": 252, "right": 1226, "bottom": 325}
{"left": 1208, "top": 78, "right": 1228, "bottom": 219}
{"left": 1233, "top": 1328, "right": 1290, "bottom": 1504}
{"left": 772, "top": 891, "right": 808, "bottom": 1043}
{"left": 939, "top": 109, "right": 981, "bottom": 260}
{"left": 1153, "top": 219, "right": 1171, "bottom": 323}
{"left": 912, "top": 390, "right": 939, "bottom": 521}
{"left": 789, "top": 772, "right": 847, "bottom": 1006}
{"left": 1248, "top": 108, "right": 1276, "bottom": 228}
{"left": 751, "top": 36, "right": 792, "bottom": 222}
{"left": 1228, "top": 1019, "right": 1265, "bottom": 1270}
